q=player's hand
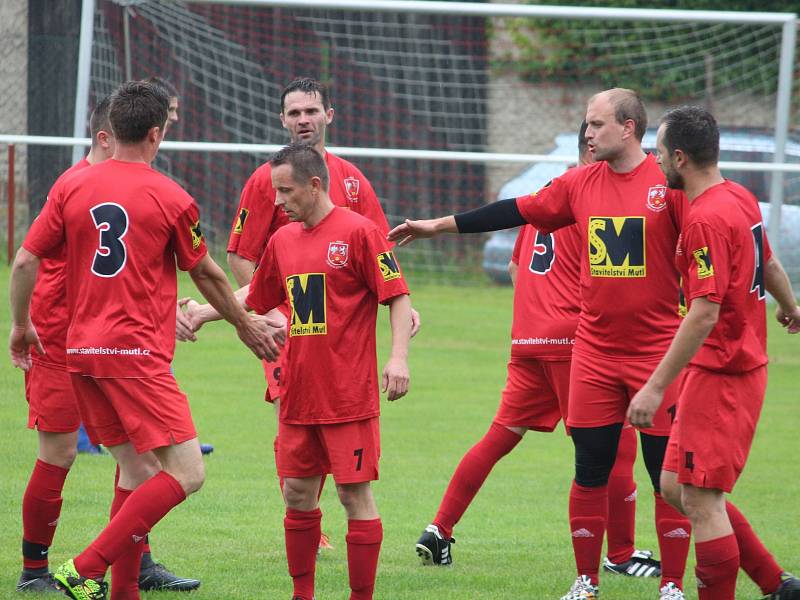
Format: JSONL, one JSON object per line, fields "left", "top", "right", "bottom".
{"left": 387, "top": 219, "right": 440, "bottom": 247}
{"left": 381, "top": 356, "right": 409, "bottom": 401}
{"left": 176, "top": 298, "right": 197, "bottom": 342}
{"left": 410, "top": 308, "right": 421, "bottom": 338}
{"left": 236, "top": 313, "right": 282, "bottom": 361}
{"left": 776, "top": 304, "right": 800, "bottom": 334}
{"left": 9, "top": 322, "right": 44, "bottom": 371}
{"left": 627, "top": 384, "right": 663, "bottom": 429}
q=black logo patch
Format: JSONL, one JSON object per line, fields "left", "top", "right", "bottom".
{"left": 286, "top": 273, "right": 327, "bottom": 336}
{"left": 588, "top": 216, "right": 645, "bottom": 277}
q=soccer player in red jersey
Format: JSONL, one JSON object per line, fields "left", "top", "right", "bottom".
{"left": 389, "top": 88, "right": 694, "bottom": 600}
{"left": 414, "top": 122, "right": 660, "bottom": 580}
{"left": 245, "top": 143, "right": 412, "bottom": 600}
{"left": 9, "top": 81, "right": 274, "bottom": 600}
{"left": 628, "top": 105, "right": 800, "bottom": 600}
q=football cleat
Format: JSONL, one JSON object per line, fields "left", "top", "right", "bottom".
{"left": 603, "top": 549, "right": 661, "bottom": 577}
{"left": 16, "top": 571, "right": 60, "bottom": 593}
{"left": 560, "top": 574, "right": 599, "bottom": 600}
{"left": 659, "top": 582, "right": 686, "bottom": 600}
{"left": 53, "top": 560, "right": 107, "bottom": 600}
{"left": 138, "top": 561, "right": 201, "bottom": 591}
{"left": 415, "top": 524, "right": 454, "bottom": 566}
{"left": 760, "top": 572, "right": 800, "bottom": 600}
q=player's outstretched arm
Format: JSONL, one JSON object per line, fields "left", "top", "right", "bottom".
{"left": 387, "top": 216, "right": 457, "bottom": 247}
{"left": 8, "top": 247, "right": 45, "bottom": 370}
{"left": 764, "top": 255, "right": 800, "bottom": 333}
{"left": 628, "top": 296, "right": 720, "bottom": 428}
{"left": 382, "top": 294, "right": 412, "bottom": 401}
{"left": 188, "top": 254, "right": 280, "bottom": 360}
{"left": 227, "top": 252, "right": 257, "bottom": 288}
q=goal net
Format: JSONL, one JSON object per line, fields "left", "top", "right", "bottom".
{"left": 15, "top": 0, "right": 800, "bottom": 284}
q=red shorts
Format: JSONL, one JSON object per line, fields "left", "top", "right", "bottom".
{"left": 70, "top": 373, "right": 197, "bottom": 454}
{"left": 25, "top": 362, "right": 81, "bottom": 433}
{"left": 567, "top": 350, "right": 678, "bottom": 436}
{"left": 662, "top": 366, "right": 766, "bottom": 493}
{"left": 277, "top": 417, "right": 380, "bottom": 484}
{"left": 262, "top": 359, "right": 281, "bottom": 403}
{"left": 495, "top": 357, "right": 571, "bottom": 433}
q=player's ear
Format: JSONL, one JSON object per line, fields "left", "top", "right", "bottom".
{"left": 622, "top": 118, "right": 635, "bottom": 140}
{"left": 279, "top": 110, "right": 287, "bottom": 129}
{"left": 97, "top": 130, "right": 111, "bottom": 149}
{"left": 325, "top": 107, "right": 334, "bottom": 125}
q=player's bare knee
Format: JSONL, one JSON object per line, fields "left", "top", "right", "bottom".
{"left": 282, "top": 480, "right": 317, "bottom": 510}
{"left": 336, "top": 482, "right": 376, "bottom": 519}
{"left": 660, "top": 471, "right": 684, "bottom": 512}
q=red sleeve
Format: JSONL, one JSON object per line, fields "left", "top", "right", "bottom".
{"left": 353, "top": 176, "right": 390, "bottom": 236}
{"left": 23, "top": 186, "right": 66, "bottom": 259}
{"left": 172, "top": 202, "right": 208, "bottom": 271}
{"left": 762, "top": 225, "right": 773, "bottom": 263}
{"left": 226, "top": 168, "right": 279, "bottom": 263}
{"left": 245, "top": 238, "right": 286, "bottom": 314}
{"left": 355, "top": 225, "right": 410, "bottom": 305}
{"left": 683, "top": 222, "right": 729, "bottom": 304}
{"left": 511, "top": 226, "right": 526, "bottom": 265}
{"left": 515, "top": 173, "right": 576, "bottom": 234}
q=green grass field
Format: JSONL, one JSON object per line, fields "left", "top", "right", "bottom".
{"left": 1, "top": 266, "right": 798, "bottom": 599}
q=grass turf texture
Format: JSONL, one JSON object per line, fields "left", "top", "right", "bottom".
{"left": 1, "top": 267, "right": 798, "bottom": 599}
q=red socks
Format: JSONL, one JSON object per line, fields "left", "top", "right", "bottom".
{"left": 655, "top": 492, "right": 691, "bottom": 589}
{"left": 695, "top": 534, "right": 739, "bottom": 600}
{"left": 433, "top": 422, "right": 522, "bottom": 539}
{"left": 285, "top": 508, "right": 322, "bottom": 600}
{"left": 726, "top": 501, "right": 783, "bottom": 594}
{"left": 74, "top": 471, "right": 186, "bottom": 580}
{"left": 108, "top": 487, "right": 142, "bottom": 600}
{"left": 22, "top": 459, "right": 69, "bottom": 571}
{"left": 605, "top": 426, "right": 637, "bottom": 564}
{"left": 346, "top": 518, "right": 383, "bottom": 600}
{"left": 569, "top": 481, "right": 607, "bottom": 585}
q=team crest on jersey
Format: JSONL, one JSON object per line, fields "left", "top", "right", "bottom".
{"left": 646, "top": 185, "right": 668, "bottom": 212}
{"left": 327, "top": 241, "right": 349, "bottom": 268}
{"left": 190, "top": 220, "right": 204, "bottom": 250}
{"left": 377, "top": 251, "right": 402, "bottom": 281}
{"left": 692, "top": 247, "right": 714, "bottom": 279}
{"left": 344, "top": 177, "right": 360, "bottom": 202}
{"left": 588, "top": 216, "right": 646, "bottom": 277}
{"left": 233, "top": 208, "right": 249, "bottom": 234}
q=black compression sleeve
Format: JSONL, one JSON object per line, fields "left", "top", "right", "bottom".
{"left": 454, "top": 198, "right": 526, "bottom": 233}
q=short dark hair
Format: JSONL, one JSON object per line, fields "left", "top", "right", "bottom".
{"left": 605, "top": 88, "right": 647, "bottom": 141}
{"left": 143, "top": 76, "right": 178, "bottom": 100}
{"left": 280, "top": 77, "right": 331, "bottom": 111}
{"left": 270, "top": 142, "right": 330, "bottom": 191}
{"left": 578, "top": 120, "right": 589, "bottom": 155}
{"left": 109, "top": 81, "right": 169, "bottom": 143}
{"left": 660, "top": 105, "right": 719, "bottom": 168}
{"left": 89, "top": 95, "right": 112, "bottom": 146}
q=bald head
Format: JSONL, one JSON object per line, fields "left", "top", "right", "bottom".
{"left": 589, "top": 88, "right": 647, "bottom": 142}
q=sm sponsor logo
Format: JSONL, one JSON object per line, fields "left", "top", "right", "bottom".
{"left": 588, "top": 216, "right": 646, "bottom": 278}
{"left": 692, "top": 247, "right": 714, "bottom": 279}
{"left": 233, "top": 208, "right": 249, "bottom": 234}
{"left": 286, "top": 273, "right": 327, "bottom": 336}
{"left": 377, "top": 251, "right": 402, "bottom": 281}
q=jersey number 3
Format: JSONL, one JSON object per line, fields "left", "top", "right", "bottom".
{"left": 91, "top": 203, "right": 129, "bottom": 277}
{"left": 529, "top": 231, "right": 555, "bottom": 275}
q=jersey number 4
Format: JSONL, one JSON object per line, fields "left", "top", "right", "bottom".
{"left": 529, "top": 231, "right": 555, "bottom": 275}
{"left": 91, "top": 203, "right": 129, "bottom": 277}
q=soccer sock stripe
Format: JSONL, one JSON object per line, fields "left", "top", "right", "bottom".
{"left": 606, "top": 426, "right": 637, "bottom": 565}
{"left": 433, "top": 422, "right": 522, "bottom": 540}
{"left": 695, "top": 534, "right": 739, "bottom": 600}
{"left": 726, "top": 501, "right": 783, "bottom": 595}
{"left": 285, "top": 508, "right": 321, "bottom": 600}
{"left": 347, "top": 518, "right": 382, "bottom": 600}
{"left": 22, "top": 459, "right": 70, "bottom": 571}
{"left": 656, "top": 492, "right": 691, "bottom": 589}
{"left": 569, "top": 481, "right": 608, "bottom": 585}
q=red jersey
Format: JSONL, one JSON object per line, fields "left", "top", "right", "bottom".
{"left": 23, "top": 159, "right": 208, "bottom": 378}
{"left": 510, "top": 224, "right": 580, "bottom": 359}
{"left": 676, "top": 180, "right": 770, "bottom": 373}
{"left": 30, "top": 158, "right": 90, "bottom": 369}
{"left": 227, "top": 152, "right": 390, "bottom": 263}
{"left": 246, "top": 207, "right": 409, "bottom": 425}
{"left": 516, "top": 154, "right": 687, "bottom": 359}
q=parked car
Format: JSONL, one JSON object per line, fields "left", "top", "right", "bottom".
{"left": 483, "top": 129, "right": 800, "bottom": 287}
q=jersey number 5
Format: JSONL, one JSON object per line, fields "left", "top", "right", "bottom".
{"left": 91, "top": 203, "right": 129, "bottom": 277}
